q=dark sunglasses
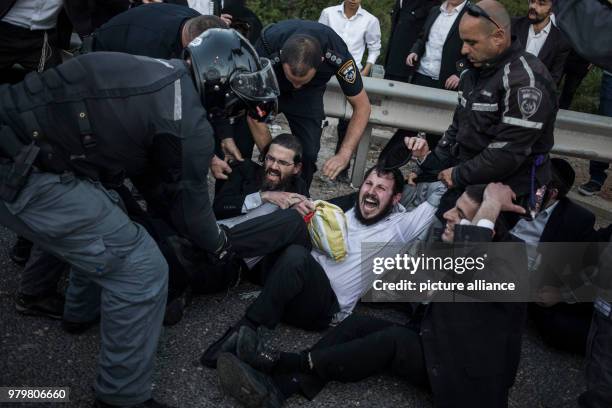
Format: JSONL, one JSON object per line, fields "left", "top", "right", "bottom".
{"left": 466, "top": 3, "right": 502, "bottom": 30}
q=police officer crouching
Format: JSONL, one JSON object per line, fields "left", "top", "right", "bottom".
{"left": 0, "top": 28, "right": 279, "bottom": 408}
{"left": 248, "top": 19, "right": 372, "bottom": 189}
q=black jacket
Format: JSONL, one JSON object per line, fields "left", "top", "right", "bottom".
{"left": 410, "top": 2, "right": 468, "bottom": 83}
{"left": 384, "top": 0, "right": 436, "bottom": 79}
{"left": 512, "top": 17, "right": 571, "bottom": 85}
{"left": 92, "top": 3, "right": 199, "bottom": 59}
{"left": 432, "top": 39, "right": 558, "bottom": 196}
{"left": 0, "top": 52, "right": 223, "bottom": 254}
{"left": 420, "top": 224, "right": 527, "bottom": 407}
{"left": 213, "top": 160, "right": 309, "bottom": 220}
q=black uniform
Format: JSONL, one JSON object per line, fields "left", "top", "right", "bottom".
{"left": 430, "top": 39, "right": 558, "bottom": 197}
{"left": 0, "top": 52, "right": 224, "bottom": 253}
{"left": 92, "top": 3, "right": 199, "bottom": 58}
{"left": 384, "top": 0, "right": 436, "bottom": 82}
{"left": 255, "top": 19, "right": 364, "bottom": 189}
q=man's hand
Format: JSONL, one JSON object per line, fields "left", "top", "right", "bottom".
{"left": 536, "top": 285, "right": 562, "bottom": 307}
{"left": 292, "top": 198, "right": 316, "bottom": 217}
{"left": 323, "top": 153, "right": 351, "bottom": 180}
{"left": 261, "top": 191, "right": 307, "bottom": 209}
{"left": 483, "top": 183, "right": 526, "bottom": 214}
{"left": 210, "top": 155, "right": 232, "bottom": 180}
{"left": 220, "top": 13, "right": 233, "bottom": 26}
{"left": 405, "top": 172, "right": 418, "bottom": 186}
{"left": 360, "top": 63, "right": 372, "bottom": 77}
{"left": 406, "top": 53, "right": 418, "bottom": 67}
{"left": 221, "top": 137, "right": 244, "bottom": 163}
{"left": 444, "top": 74, "right": 460, "bottom": 90}
{"left": 438, "top": 167, "right": 454, "bottom": 188}
{"left": 404, "top": 136, "right": 430, "bottom": 161}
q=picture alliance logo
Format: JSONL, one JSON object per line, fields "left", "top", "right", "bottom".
{"left": 372, "top": 253, "right": 488, "bottom": 275}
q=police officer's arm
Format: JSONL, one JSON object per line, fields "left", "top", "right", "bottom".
{"left": 324, "top": 60, "right": 371, "bottom": 179}
{"left": 451, "top": 72, "right": 555, "bottom": 188}
{"left": 247, "top": 116, "right": 273, "bottom": 152}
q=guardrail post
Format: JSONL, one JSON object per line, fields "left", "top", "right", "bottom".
{"left": 350, "top": 124, "right": 372, "bottom": 187}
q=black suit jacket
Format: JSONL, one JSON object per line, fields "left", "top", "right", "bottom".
{"left": 512, "top": 17, "right": 570, "bottom": 85}
{"left": 420, "top": 225, "right": 526, "bottom": 407}
{"left": 410, "top": 2, "right": 468, "bottom": 83}
{"left": 213, "top": 160, "right": 309, "bottom": 220}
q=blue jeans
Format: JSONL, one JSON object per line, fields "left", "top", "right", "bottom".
{"left": 589, "top": 72, "right": 612, "bottom": 185}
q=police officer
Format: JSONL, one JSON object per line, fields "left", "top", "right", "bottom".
{"left": 0, "top": 29, "right": 278, "bottom": 408}
{"left": 249, "top": 19, "right": 372, "bottom": 189}
{"left": 418, "top": 0, "right": 557, "bottom": 218}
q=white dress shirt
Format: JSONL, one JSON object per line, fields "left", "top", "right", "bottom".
{"left": 510, "top": 200, "right": 559, "bottom": 272}
{"left": 319, "top": 4, "right": 382, "bottom": 70}
{"left": 311, "top": 201, "right": 437, "bottom": 322}
{"left": 525, "top": 18, "right": 553, "bottom": 57}
{"left": 2, "top": 0, "right": 63, "bottom": 30}
{"left": 188, "top": 0, "right": 223, "bottom": 16}
{"left": 417, "top": 0, "right": 467, "bottom": 79}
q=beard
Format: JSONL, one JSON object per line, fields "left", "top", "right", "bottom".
{"left": 261, "top": 168, "right": 294, "bottom": 192}
{"left": 354, "top": 193, "right": 395, "bottom": 226}
{"left": 528, "top": 9, "right": 547, "bottom": 24}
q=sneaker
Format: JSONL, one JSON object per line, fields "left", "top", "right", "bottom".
{"left": 578, "top": 180, "right": 603, "bottom": 196}
{"left": 62, "top": 317, "right": 99, "bottom": 335}
{"left": 93, "top": 398, "right": 175, "bottom": 408}
{"left": 217, "top": 353, "right": 284, "bottom": 408}
{"left": 236, "top": 326, "right": 279, "bottom": 373}
{"left": 200, "top": 326, "right": 240, "bottom": 368}
{"left": 9, "top": 237, "right": 33, "bottom": 266}
{"left": 15, "top": 292, "right": 64, "bottom": 320}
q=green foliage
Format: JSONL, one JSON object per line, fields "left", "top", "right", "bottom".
{"left": 247, "top": 0, "right": 601, "bottom": 113}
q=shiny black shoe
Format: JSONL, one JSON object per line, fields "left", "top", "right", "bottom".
{"left": 15, "top": 292, "right": 64, "bottom": 320}
{"left": 93, "top": 398, "right": 175, "bottom": 408}
{"left": 217, "top": 353, "right": 284, "bottom": 408}
{"left": 200, "top": 326, "right": 240, "bottom": 368}
{"left": 236, "top": 326, "right": 279, "bottom": 373}
{"left": 9, "top": 236, "right": 33, "bottom": 266}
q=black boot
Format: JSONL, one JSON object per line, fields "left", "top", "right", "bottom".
{"left": 236, "top": 326, "right": 279, "bottom": 373}
{"left": 217, "top": 353, "right": 285, "bottom": 408}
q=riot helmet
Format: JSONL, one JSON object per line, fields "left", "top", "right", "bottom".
{"left": 185, "top": 28, "right": 279, "bottom": 123}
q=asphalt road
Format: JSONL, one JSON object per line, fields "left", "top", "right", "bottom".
{"left": 0, "top": 122, "right": 595, "bottom": 408}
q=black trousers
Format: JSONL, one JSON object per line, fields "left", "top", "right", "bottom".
{"left": 530, "top": 302, "right": 593, "bottom": 354}
{"left": 276, "top": 314, "right": 428, "bottom": 399}
{"left": 0, "top": 21, "right": 62, "bottom": 84}
{"left": 246, "top": 244, "right": 338, "bottom": 331}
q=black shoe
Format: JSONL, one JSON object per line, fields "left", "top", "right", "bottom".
{"left": 9, "top": 237, "right": 33, "bottom": 266}
{"left": 200, "top": 326, "right": 240, "bottom": 368}
{"left": 93, "top": 398, "right": 175, "bottom": 408}
{"left": 163, "top": 288, "right": 192, "bottom": 327}
{"left": 578, "top": 180, "right": 603, "bottom": 196}
{"left": 217, "top": 353, "right": 284, "bottom": 408}
{"left": 236, "top": 326, "right": 279, "bottom": 373}
{"left": 62, "top": 317, "right": 99, "bottom": 334}
{"left": 15, "top": 292, "right": 64, "bottom": 320}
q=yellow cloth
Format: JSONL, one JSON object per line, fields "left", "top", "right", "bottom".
{"left": 307, "top": 200, "right": 348, "bottom": 261}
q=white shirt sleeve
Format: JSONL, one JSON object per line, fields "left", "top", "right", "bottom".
{"left": 397, "top": 202, "right": 437, "bottom": 243}
{"left": 241, "top": 192, "right": 263, "bottom": 213}
{"left": 365, "top": 17, "right": 382, "bottom": 65}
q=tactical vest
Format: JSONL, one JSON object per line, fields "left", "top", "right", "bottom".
{"left": 0, "top": 52, "right": 187, "bottom": 202}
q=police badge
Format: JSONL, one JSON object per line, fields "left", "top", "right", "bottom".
{"left": 517, "top": 86, "right": 542, "bottom": 119}
{"left": 338, "top": 60, "right": 357, "bottom": 84}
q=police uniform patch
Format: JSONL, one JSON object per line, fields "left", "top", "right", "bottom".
{"left": 517, "top": 86, "right": 542, "bottom": 118}
{"left": 338, "top": 60, "right": 357, "bottom": 84}
{"left": 189, "top": 37, "right": 202, "bottom": 47}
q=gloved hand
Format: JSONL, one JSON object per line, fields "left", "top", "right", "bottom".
{"left": 211, "top": 224, "right": 237, "bottom": 266}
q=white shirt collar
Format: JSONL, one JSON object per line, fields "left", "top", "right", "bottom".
{"left": 530, "top": 18, "right": 553, "bottom": 36}
{"left": 336, "top": 4, "right": 363, "bottom": 19}
{"left": 440, "top": 0, "right": 467, "bottom": 15}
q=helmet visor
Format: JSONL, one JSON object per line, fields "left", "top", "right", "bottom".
{"left": 230, "top": 58, "right": 280, "bottom": 102}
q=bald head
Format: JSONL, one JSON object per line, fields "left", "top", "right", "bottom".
{"left": 458, "top": 0, "right": 511, "bottom": 67}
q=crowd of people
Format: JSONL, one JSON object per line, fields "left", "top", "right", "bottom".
{"left": 1, "top": 0, "right": 611, "bottom": 407}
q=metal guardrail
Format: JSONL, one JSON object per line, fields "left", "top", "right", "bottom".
{"left": 323, "top": 77, "right": 612, "bottom": 186}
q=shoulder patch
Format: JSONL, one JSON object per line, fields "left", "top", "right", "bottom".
{"left": 517, "top": 86, "right": 542, "bottom": 118}
{"left": 338, "top": 60, "right": 357, "bottom": 84}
